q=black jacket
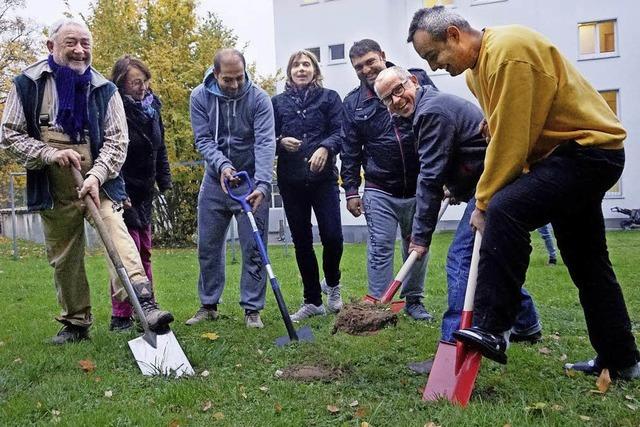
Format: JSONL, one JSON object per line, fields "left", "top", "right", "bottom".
{"left": 411, "top": 86, "right": 486, "bottom": 247}
{"left": 340, "top": 64, "right": 434, "bottom": 199}
{"left": 120, "top": 93, "right": 172, "bottom": 229}
{"left": 272, "top": 85, "right": 343, "bottom": 184}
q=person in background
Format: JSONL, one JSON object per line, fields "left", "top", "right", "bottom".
{"left": 107, "top": 55, "right": 173, "bottom": 331}
{"left": 271, "top": 50, "right": 344, "bottom": 321}
{"left": 537, "top": 224, "right": 557, "bottom": 265}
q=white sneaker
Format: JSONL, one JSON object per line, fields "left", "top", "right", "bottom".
{"left": 320, "top": 279, "right": 343, "bottom": 313}
{"left": 245, "top": 311, "right": 264, "bottom": 328}
{"left": 290, "top": 303, "right": 326, "bottom": 322}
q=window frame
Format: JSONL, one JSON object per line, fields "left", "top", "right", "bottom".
{"left": 327, "top": 42, "right": 346, "bottom": 65}
{"left": 470, "top": 0, "right": 507, "bottom": 6}
{"left": 423, "top": 0, "right": 456, "bottom": 8}
{"left": 577, "top": 19, "right": 619, "bottom": 61}
{"left": 306, "top": 46, "right": 322, "bottom": 64}
{"left": 599, "top": 88, "right": 623, "bottom": 198}
{"left": 300, "top": 0, "right": 319, "bottom": 5}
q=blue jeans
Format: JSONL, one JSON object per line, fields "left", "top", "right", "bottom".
{"left": 196, "top": 172, "right": 268, "bottom": 311}
{"left": 537, "top": 224, "right": 557, "bottom": 259}
{"left": 362, "top": 190, "right": 428, "bottom": 300}
{"left": 279, "top": 179, "right": 343, "bottom": 306}
{"left": 441, "top": 198, "right": 541, "bottom": 342}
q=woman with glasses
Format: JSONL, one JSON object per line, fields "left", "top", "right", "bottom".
{"left": 107, "top": 55, "right": 172, "bottom": 331}
{"left": 271, "top": 50, "right": 344, "bottom": 321}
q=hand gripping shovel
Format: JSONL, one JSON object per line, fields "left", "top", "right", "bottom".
{"left": 363, "top": 198, "right": 450, "bottom": 312}
{"left": 423, "top": 230, "right": 482, "bottom": 406}
{"left": 225, "top": 171, "right": 314, "bottom": 347}
{"left": 71, "top": 168, "right": 194, "bottom": 377}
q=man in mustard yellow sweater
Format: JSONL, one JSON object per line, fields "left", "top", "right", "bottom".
{"left": 407, "top": 6, "right": 639, "bottom": 379}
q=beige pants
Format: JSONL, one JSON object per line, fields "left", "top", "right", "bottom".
{"left": 40, "top": 140, "right": 148, "bottom": 327}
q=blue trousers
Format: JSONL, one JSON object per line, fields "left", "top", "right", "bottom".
{"left": 196, "top": 172, "right": 268, "bottom": 311}
{"left": 279, "top": 179, "right": 343, "bottom": 306}
{"left": 362, "top": 190, "right": 428, "bottom": 300}
{"left": 537, "top": 224, "right": 557, "bottom": 259}
{"left": 441, "top": 198, "right": 541, "bottom": 342}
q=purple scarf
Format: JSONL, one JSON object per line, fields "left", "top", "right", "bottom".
{"left": 47, "top": 54, "right": 91, "bottom": 143}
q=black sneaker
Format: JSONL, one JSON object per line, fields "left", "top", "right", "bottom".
{"left": 51, "top": 324, "right": 90, "bottom": 345}
{"left": 453, "top": 326, "right": 508, "bottom": 364}
{"left": 109, "top": 316, "right": 133, "bottom": 332}
{"left": 510, "top": 330, "right": 542, "bottom": 344}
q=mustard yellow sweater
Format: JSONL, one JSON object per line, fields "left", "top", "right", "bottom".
{"left": 466, "top": 25, "right": 626, "bottom": 211}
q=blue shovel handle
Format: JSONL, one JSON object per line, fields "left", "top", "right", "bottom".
{"left": 224, "top": 171, "right": 253, "bottom": 212}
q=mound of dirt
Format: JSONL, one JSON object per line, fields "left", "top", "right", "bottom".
{"left": 332, "top": 302, "right": 398, "bottom": 335}
{"left": 278, "top": 364, "right": 343, "bottom": 382}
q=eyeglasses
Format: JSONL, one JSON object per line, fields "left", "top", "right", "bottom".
{"left": 380, "top": 79, "right": 409, "bottom": 106}
{"left": 127, "top": 78, "right": 149, "bottom": 88}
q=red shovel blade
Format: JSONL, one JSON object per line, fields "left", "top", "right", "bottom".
{"left": 422, "top": 341, "right": 482, "bottom": 407}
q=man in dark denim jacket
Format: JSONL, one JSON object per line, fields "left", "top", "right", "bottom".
{"left": 340, "top": 39, "right": 435, "bottom": 320}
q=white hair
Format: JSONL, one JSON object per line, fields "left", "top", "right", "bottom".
{"left": 48, "top": 18, "right": 91, "bottom": 42}
{"left": 373, "top": 66, "right": 412, "bottom": 97}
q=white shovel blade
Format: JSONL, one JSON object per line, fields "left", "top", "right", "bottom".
{"left": 128, "top": 331, "right": 194, "bottom": 377}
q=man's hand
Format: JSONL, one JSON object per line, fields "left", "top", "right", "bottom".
{"left": 123, "top": 197, "right": 132, "bottom": 209}
{"left": 479, "top": 119, "right": 491, "bottom": 144}
{"left": 409, "top": 241, "right": 429, "bottom": 259}
{"left": 51, "top": 149, "right": 82, "bottom": 169}
{"left": 78, "top": 174, "right": 101, "bottom": 208}
{"left": 308, "top": 147, "right": 328, "bottom": 173}
{"left": 346, "top": 197, "right": 363, "bottom": 217}
{"left": 443, "top": 188, "right": 460, "bottom": 205}
{"left": 280, "top": 137, "right": 302, "bottom": 152}
{"left": 246, "top": 189, "right": 264, "bottom": 212}
{"left": 219, "top": 167, "right": 238, "bottom": 193}
{"left": 470, "top": 207, "right": 486, "bottom": 234}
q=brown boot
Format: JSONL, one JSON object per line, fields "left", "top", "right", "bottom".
{"left": 132, "top": 281, "right": 174, "bottom": 332}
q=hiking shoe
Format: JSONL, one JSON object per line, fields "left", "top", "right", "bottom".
{"left": 564, "top": 357, "right": 640, "bottom": 380}
{"left": 109, "top": 316, "right": 133, "bottom": 332}
{"left": 185, "top": 306, "right": 218, "bottom": 326}
{"left": 290, "top": 303, "right": 326, "bottom": 322}
{"left": 132, "top": 281, "right": 174, "bottom": 332}
{"left": 510, "top": 329, "right": 542, "bottom": 344}
{"left": 404, "top": 301, "right": 434, "bottom": 321}
{"left": 245, "top": 310, "right": 264, "bottom": 328}
{"left": 320, "top": 279, "right": 343, "bottom": 313}
{"left": 453, "top": 326, "right": 508, "bottom": 364}
{"left": 548, "top": 257, "right": 557, "bottom": 265}
{"left": 51, "top": 324, "right": 89, "bottom": 345}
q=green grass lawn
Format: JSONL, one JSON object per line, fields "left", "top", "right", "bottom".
{"left": 1, "top": 231, "right": 639, "bottom": 426}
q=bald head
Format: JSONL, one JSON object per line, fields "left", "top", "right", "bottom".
{"left": 213, "top": 48, "right": 246, "bottom": 97}
{"left": 374, "top": 66, "right": 419, "bottom": 118}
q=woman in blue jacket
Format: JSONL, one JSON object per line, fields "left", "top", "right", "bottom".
{"left": 272, "top": 50, "right": 344, "bottom": 321}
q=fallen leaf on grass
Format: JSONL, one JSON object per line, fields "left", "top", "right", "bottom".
{"left": 51, "top": 410, "right": 60, "bottom": 416}
{"left": 361, "top": 423, "right": 370, "bottom": 427}
{"left": 626, "top": 403, "right": 637, "bottom": 411}
{"left": 213, "top": 412, "right": 224, "bottom": 421}
{"left": 424, "top": 422, "right": 441, "bottom": 427}
{"left": 551, "top": 404, "right": 563, "bottom": 411}
{"left": 202, "top": 401, "right": 212, "bottom": 412}
{"left": 78, "top": 359, "right": 96, "bottom": 372}
{"left": 104, "top": 390, "right": 113, "bottom": 398}
{"left": 14, "top": 358, "right": 22, "bottom": 363}
{"left": 36, "top": 402, "right": 42, "bottom": 408}
{"left": 274, "top": 369, "right": 284, "bottom": 378}
{"left": 235, "top": 364, "right": 242, "bottom": 368}
{"left": 596, "top": 369, "right": 611, "bottom": 393}
{"left": 259, "top": 386, "right": 269, "bottom": 392}
{"left": 578, "top": 415, "right": 591, "bottom": 421}
{"left": 257, "top": 349, "right": 263, "bottom": 355}
{"left": 94, "top": 376, "right": 102, "bottom": 382}
{"left": 0, "top": 341, "right": 4, "bottom": 346}
{"left": 201, "top": 370, "right": 210, "bottom": 377}
{"left": 274, "top": 402, "right": 283, "bottom": 413}
{"left": 625, "top": 395, "right": 636, "bottom": 401}
{"left": 349, "top": 400, "right": 359, "bottom": 407}
{"left": 168, "top": 419, "right": 180, "bottom": 427}
{"left": 538, "top": 347, "right": 552, "bottom": 355}
{"left": 201, "top": 332, "right": 219, "bottom": 340}
{"left": 525, "top": 402, "right": 547, "bottom": 412}
{"left": 355, "top": 407, "right": 368, "bottom": 417}
{"left": 327, "top": 405, "right": 340, "bottom": 414}
{"left": 565, "top": 369, "right": 577, "bottom": 378}
{"left": 559, "top": 354, "right": 567, "bottom": 362}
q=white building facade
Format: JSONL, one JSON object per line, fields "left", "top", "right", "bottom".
{"left": 271, "top": 0, "right": 639, "bottom": 237}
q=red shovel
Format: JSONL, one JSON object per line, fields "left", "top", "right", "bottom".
{"left": 362, "top": 198, "right": 450, "bottom": 312}
{"left": 423, "top": 230, "right": 482, "bottom": 406}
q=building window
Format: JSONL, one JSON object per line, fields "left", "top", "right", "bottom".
{"left": 578, "top": 20, "right": 617, "bottom": 60}
{"left": 306, "top": 47, "right": 321, "bottom": 63}
{"left": 271, "top": 182, "right": 283, "bottom": 208}
{"left": 424, "top": 0, "right": 454, "bottom": 6}
{"left": 600, "top": 89, "right": 622, "bottom": 197}
{"left": 328, "top": 43, "right": 345, "bottom": 64}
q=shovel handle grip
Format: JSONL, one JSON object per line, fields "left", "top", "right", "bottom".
{"left": 224, "top": 171, "right": 253, "bottom": 211}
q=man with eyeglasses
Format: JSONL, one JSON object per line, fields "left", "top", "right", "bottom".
{"left": 340, "top": 39, "right": 435, "bottom": 320}
{"left": 0, "top": 18, "right": 174, "bottom": 344}
{"left": 374, "top": 66, "right": 542, "bottom": 372}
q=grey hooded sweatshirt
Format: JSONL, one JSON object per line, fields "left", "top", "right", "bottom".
{"left": 190, "top": 67, "right": 275, "bottom": 196}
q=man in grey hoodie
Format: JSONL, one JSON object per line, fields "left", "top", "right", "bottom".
{"left": 187, "top": 49, "right": 276, "bottom": 328}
